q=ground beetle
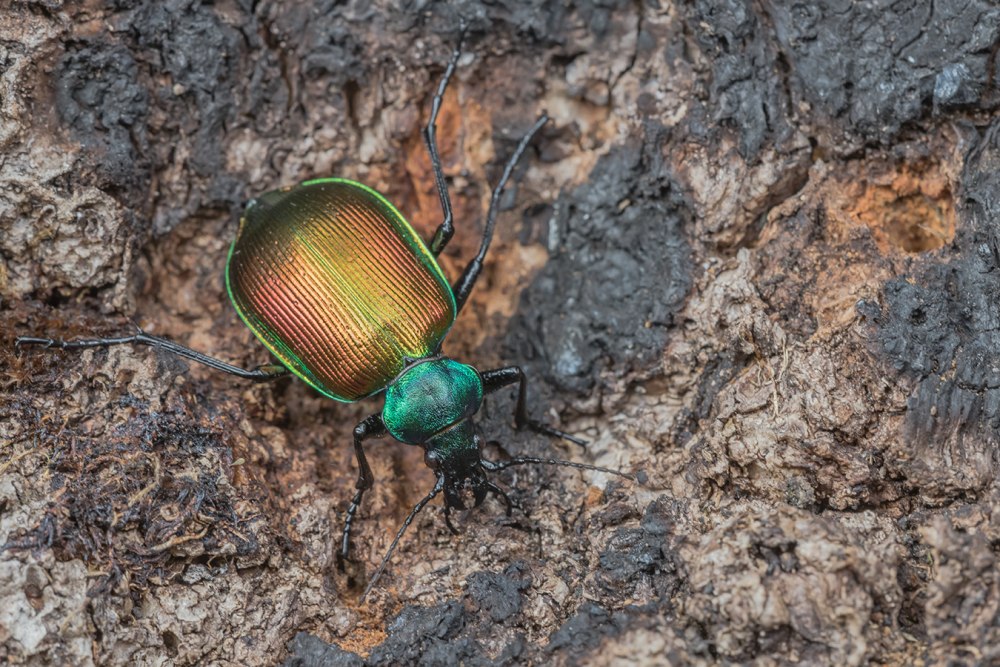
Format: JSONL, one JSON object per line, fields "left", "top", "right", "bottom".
{"left": 17, "top": 30, "right": 631, "bottom": 598}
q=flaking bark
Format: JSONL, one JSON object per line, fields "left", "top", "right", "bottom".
{"left": 2, "top": 1, "right": 999, "bottom": 665}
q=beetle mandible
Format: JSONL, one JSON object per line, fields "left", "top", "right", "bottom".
{"left": 16, "top": 29, "right": 631, "bottom": 597}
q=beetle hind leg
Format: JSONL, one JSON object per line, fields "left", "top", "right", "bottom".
{"left": 425, "top": 23, "right": 468, "bottom": 257}
{"left": 14, "top": 331, "right": 289, "bottom": 381}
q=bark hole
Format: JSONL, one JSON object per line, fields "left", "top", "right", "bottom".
{"left": 850, "top": 162, "right": 956, "bottom": 254}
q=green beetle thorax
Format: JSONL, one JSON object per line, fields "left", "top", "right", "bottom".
{"left": 382, "top": 358, "right": 484, "bottom": 444}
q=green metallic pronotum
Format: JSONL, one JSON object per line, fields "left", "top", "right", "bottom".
{"left": 225, "top": 178, "right": 457, "bottom": 402}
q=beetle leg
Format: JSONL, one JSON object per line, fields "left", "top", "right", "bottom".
{"left": 14, "top": 332, "right": 289, "bottom": 381}
{"left": 425, "top": 23, "right": 468, "bottom": 256}
{"left": 486, "top": 481, "right": 516, "bottom": 517}
{"left": 339, "top": 413, "right": 387, "bottom": 568}
{"left": 451, "top": 114, "right": 549, "bottom": 313}
{"left": 443, "top": 504, "right": 461, "bottom": 535}
{"left": 480, "top": 366, "right": 587, "bottom": 447}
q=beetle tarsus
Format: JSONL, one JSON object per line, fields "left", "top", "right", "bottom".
{"left": 524, "top": 419, "right": 588, "bottom": 448}
{"left": 14, "top": 336, "right": 55, "bottom": 350}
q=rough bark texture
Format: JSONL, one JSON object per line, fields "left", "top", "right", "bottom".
{"left": 2, "top": 1, "right": 999, "bottom": 665}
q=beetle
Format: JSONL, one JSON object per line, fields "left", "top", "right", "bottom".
{"left": 16, "top": 31, "right": 631, "bottom": 597}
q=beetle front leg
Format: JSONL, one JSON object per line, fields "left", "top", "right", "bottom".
{"left": 339, "top": 413, "right": 387, "bottom": 568}
{"left": 480, "top": 366, "right": 587, "bottom": 447}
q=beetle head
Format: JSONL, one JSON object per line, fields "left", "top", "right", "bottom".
{"left": 422, "top": 420, "right": 488, "bottom": 510}
{"left": 365, "top": 414, "right": 634, "bottom": 601}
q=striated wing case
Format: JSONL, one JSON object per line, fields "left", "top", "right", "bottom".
{"left": 225, "top": 178, "right": 456, "bottom": 401}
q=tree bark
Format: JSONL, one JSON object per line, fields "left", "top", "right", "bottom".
{"left": 2, "top": 1, "right": 999, "bottom": 665}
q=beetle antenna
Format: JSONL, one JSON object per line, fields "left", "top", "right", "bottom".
{"left": 481, "top": 456, "right": 633, "bottom": 482}
{"left": 361, "top": 476, "right": 445, "bottom": 602}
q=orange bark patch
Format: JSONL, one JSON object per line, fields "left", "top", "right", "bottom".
{"left": 585, "top": 485, "right": 605, "bottom": 508}
{"left": 335, "top": 625, "right": 389, "bottom": 657}
{"left": 848, "top": 163, "right": 955, "bottom": 254}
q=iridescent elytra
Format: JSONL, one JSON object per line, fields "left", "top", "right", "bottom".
{"left": 16, "top": 29, "right": 632, "bottom": 598}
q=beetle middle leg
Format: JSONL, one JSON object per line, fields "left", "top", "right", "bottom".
{"left": 339, "top": 413, "right": 387, "bottom": 568}
{"left": 480, "top": 366, "right": 587, "bottom": 447}
{"left": 419, "top": 24, "right": 549, "bottom": 311}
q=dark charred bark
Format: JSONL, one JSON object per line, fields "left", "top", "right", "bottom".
{"left": 2, "top": 1, "right": 999, "bottom": 665}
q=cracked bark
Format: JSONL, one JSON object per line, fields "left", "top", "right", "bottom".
{"left": 2, "top": 1, "right": 1000, "bottom": 665}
